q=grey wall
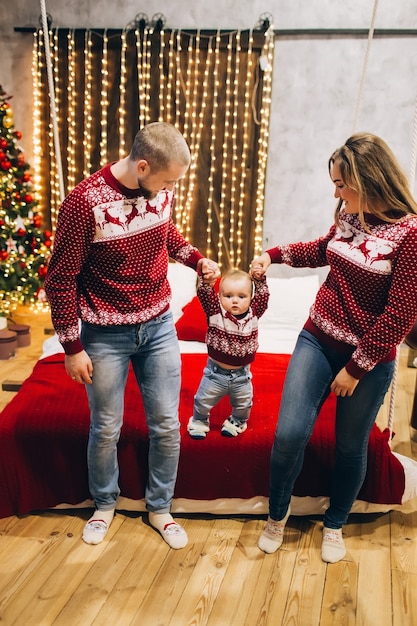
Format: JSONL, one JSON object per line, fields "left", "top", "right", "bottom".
{"left": 2, "top": 1, "right": 417, "bottom": 277}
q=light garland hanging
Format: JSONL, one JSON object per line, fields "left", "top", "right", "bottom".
{"left": 229, "top": 30, "right": 241, "bottom": 268}
{"left": 236, "top": 30, "right": 254, "bottom": 267}
{"left": 205, "top": 31, "right": 221, "bottom": 262}
{"left": 119, "top": 29, "right": 128, "bottom": 159}
{"left": 33, "top": 21, "right": 275, "bottom": 272}
{"left": 253, "top": 24, "right": 275, "bottom": 258}
{"left": 83, "top": 30, "right": 93, "bottom": 179}
{"left": 99, "top": 30, "right": 109, "bottom": 168}
{"left": 66, "top": 29, "right": 77, "bottom": 191}
{"left": 218, "top": 31, "right": 235, "bottom": 268}
{"left": 32, "top": 31, "right": 43, "bottom": 206}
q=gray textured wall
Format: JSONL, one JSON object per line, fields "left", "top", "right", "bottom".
{"left": 2, "top": 1, "right": 417, "bottom": 276}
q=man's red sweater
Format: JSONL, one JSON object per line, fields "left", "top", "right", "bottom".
{"left": 44, "top": 164, "right": 203, "bottom": 354}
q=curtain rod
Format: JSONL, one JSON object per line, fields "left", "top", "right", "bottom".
{"left": 13, "top": 27, "right": 417, "bottom": 37}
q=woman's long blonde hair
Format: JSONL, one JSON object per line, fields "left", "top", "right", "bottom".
{"left": 329, "top": 132, "right": 417, "bottom": 231}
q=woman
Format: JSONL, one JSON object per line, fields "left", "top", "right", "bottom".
{"left": 251, "top": 132, "right": 417, "bottom": 563}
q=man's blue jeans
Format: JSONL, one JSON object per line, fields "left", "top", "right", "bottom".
{"left": 269, "top": 329, "right": 395, "bottom": 528}
{"left": 80, "top": 310, "right": 181, "bottom": 513}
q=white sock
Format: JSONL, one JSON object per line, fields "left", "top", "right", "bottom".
{"left": 321, "top": 527, "right": 346, "bottom": 563}
{"left": 148, "top": 512, "right": 188, "bottom": 549}
{"left": 82, "top": 508, "right": 115, "bottom": 545}
{"left": 90, "top": 508, "right": 115, "bottom": 526}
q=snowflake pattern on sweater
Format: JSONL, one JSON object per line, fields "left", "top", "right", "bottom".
{"left": 44, "top": 164, "right": 202, "bottom": 354}
{"left": 268, "top": 210, "right": 417, "bottom": 379}
{"left": 197, "top": 276, "right": 270, "bottom": 366}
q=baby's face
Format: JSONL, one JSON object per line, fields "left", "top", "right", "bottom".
{"left": 219, "top": 276, "right": 252, "bottom": 316}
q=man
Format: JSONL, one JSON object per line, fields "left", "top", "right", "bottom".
{"left": 45, "top": 122, "right": 219, "bottom": 549}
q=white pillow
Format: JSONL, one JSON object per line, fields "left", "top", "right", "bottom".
{"left": 167, "top": 262, "right": 198, "bottom": 322}
{"left": 260, "top": 275, "right": 319, "bottom": 331}
{"left": 257, "top": 275, "right": 320, "bottom": 353}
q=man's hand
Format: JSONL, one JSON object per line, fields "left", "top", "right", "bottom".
{"left": 65, "top": 350, "right": 94, "bottom": 385}
{"left": 330, "top": 367, "right": 359, "bottom": 397}
{"left": 197, "top": 258, "right": 220, "bottom": 284}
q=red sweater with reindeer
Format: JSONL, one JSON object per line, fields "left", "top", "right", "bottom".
{"left": 267, "top": 210, "right": 417, "bottom": 379}
{"left": 44, "top": 163, "right": 203, "bottom": 355}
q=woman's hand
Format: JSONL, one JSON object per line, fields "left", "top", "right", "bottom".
{"left": 250, "top": 252, "right": 271, "bottom": 279}
{"left": 330, "top": 367, "right": 359, "bottom": 397}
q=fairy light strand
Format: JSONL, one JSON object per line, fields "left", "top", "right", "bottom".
{"left": 99, "top": 30, "right": 108, "bottom": 167}
{"left": 254, "top": 25, "right": 275, "bottom": 257}
{"left": 32, "top": 31, "right": 42, "bottom": 209}
{"left": 218, "top": 31, "right": 235, "bottom": 269}
{"left": 229, "top": 30, "right": 241, "bottom": 267}
{"left": 83, "top": 30, "right": 93, "bottom": 178}
{"left": 206, "top": 31, "right": 221, "bottom": 263}
{"left": 119, "top": 29, "right": 127, "bottom": 158}
{"left": 32, "top": 26, "right": 275, "bottom": 269}
{"left": 66, "top": 29, "right": 77, "bottom": 192}
{"left": 237, "top": 30, "right": 254, "bottom": 266}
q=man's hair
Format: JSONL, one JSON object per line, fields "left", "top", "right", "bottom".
{"left": 129, "top": 122, "right": 191, "bottom": 172}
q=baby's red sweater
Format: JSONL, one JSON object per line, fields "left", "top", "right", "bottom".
{"left": 197, "top": 276, "right": 270, "bottom": 366}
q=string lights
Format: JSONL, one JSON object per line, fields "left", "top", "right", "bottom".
{"left": 119, "top": 29, "right": 127, "bottom": 159}
{"left": 83, "top": 30, "right": 93, "bottom": 178}
{"left": 99, "top": 30, "right": 109, "bottom": 168}
{"left": 32, "top": 20, "right": 274, "bottom": 270}
{"left": 66, "top": 29, "right": 76, "bottom": 191}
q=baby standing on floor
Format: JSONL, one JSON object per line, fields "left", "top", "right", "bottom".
{"left": 188, "top": 268, "right": 269, "bottom": 439}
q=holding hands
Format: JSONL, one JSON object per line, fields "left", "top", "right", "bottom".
{"left": 198, "top": 258, "right": 220, "bottom": 284}
{"left": 250, "top": 252, "right": 271, "bottom": 280}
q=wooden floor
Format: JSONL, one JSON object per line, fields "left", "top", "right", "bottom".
{"left": 1, "top": 308, "right": 417, "bottom": 626}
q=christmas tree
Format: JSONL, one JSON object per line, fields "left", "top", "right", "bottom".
{"left": 0, "top": 85, "right": 51, "bottom": 317}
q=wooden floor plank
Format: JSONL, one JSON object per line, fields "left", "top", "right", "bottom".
{"left": 93, "top": 515, "right": 207, "bottom": 625}
{"left": 205, "top": 517, "right": 268, "bottom": 626}
{"left": 160, "top": 517, "right": 243, "bottom": 626}
{"left": 354, "top": 516, "right": 392, "bottom": 626}
{"left": 5, "top": 513, "right": 125, "bottom": 626}
{"left": 280, "top": 519, "right": 326, "bottom": 626}
{"left": 391, "top": 570, "right": 417, "bottom": 626}
{"left": 321, "top": 561, "right": 358, "bottom": 626}
{"left": 49, "top": 514, "right": 165, "bottom": 626}
{"left": 1, "top": 311, "right": 417, "bottom": 625}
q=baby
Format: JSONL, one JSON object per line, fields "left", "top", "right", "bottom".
{"left": 188, "top": 267, "right": 269, "bottom": 438}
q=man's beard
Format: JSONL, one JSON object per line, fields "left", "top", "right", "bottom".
{"left": 137, "top": 179, "right": 156, "bottom": 200}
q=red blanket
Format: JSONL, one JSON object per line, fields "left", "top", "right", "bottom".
{"left": 0, "top": 353, "right": 405, "bottom": 518}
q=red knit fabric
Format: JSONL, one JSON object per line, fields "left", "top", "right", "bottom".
{"left": 0, "top": 352, "right": 406, "bottom": 518}
{"left": 197, "top": 276, "right": 270, "bottom": 366}
{"left": 44, "top": 164, "right": 203, "bottom": 354}
{"left": 268, "top": 211, "right": 417, "bottom": 378}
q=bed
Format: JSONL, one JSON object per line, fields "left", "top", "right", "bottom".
{"left": 1, "top": 262, "right": 416, "bottom": 519}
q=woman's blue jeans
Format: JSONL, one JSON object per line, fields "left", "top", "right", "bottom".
{"left": 269, "top": 329, "right": 395, "bottom": 528}
{"left": 80, "top": 310, "right": 181, "bottom": 514}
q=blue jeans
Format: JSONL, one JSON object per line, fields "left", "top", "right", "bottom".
{"left": 80, "top": 310, "right": 181, "bottom": 513}
{"left": 269, "top": 329, "right": 395, "bottom": 528}
{"left": 193, "top": 358, "right": 253, "bottom": 424}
